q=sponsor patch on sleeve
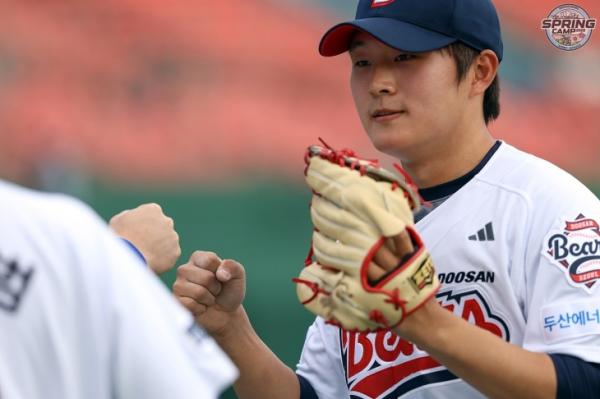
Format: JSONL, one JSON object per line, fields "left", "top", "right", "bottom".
{"left": 541, "top": 300, "right": 600, "bottom": 343}
{"left": 542, "top": 214, "right": 600, "bottom": 293}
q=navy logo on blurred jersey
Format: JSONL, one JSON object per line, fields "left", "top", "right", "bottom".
{"left": 340, "top": 290, "right": 509, "bottom": 398}
{"left": 545, "top": 214, "right": 600, "bottom": 293}
{"left": 0, "top": 254, "right": 34, "bottom": 313}
{"left": 541, "top": 4, "right": 596, "bottom": 51}
{"left": 187, "top": 322, "right": 207, "bottom": 344}
{"left": 371, "top": 0, "right": 395, "bottom": 8}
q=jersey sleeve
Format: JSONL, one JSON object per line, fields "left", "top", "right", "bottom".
{"left": 296, "top": 317, "right": 349, "bottom": 398}
{"left": 99, "top": 231, "right": 237, "bottom": 399}
{"left": 55, "top": 198, "right": 238, "bottom": 399}
{"left": 521, "top": 180, "right": 600, "bottom": 363}
{"left": 0, "top": 187, "right": 237, "bottom": 399}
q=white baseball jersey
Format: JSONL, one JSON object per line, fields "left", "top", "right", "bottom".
{"left": 296, "top": 141, "right": 600, "bottom": 398}
{"left": 0, "top": 180, "right": 237, "bottom": 399}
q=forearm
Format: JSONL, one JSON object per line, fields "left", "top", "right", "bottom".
{"left": 397, "top": 300, "right": 556, "bottom": 399}
{"left": 213, "top": 307, "right": 300, "bottom": 399}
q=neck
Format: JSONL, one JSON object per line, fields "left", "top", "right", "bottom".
{"left": 401, "top": 129, "right": 495, "bottom": 189}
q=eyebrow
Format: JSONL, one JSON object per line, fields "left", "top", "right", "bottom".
{"left": 348, "top": 40, "right": 365, "bottom": 53}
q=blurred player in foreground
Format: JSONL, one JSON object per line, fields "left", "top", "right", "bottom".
{"left": 173, "top": 0, "right": 600, "bottom": 398}
{"left": 0, "top": 179, "right": 236, "bottom": 399}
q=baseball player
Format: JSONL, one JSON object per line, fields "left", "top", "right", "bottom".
{"left": 174, "top": 0, "right": 600, "bottom": 398}
{"left": 0, "top": 179, "right": 237, "bottom": 399}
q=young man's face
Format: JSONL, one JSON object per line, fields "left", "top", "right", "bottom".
{"left": 349, "top": 32, "right": 471, "bottom": 160}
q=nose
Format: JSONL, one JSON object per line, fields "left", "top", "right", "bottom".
{"left": 369, "top": 65, "right": 397, "bottom": 97}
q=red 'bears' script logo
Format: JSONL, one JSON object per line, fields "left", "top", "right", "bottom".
{"left": 340, "top": 290, "right": 510, "bottom": 398}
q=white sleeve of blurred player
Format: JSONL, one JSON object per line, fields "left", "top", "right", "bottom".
{"left": 0, "top": 180, "right": 237, "bottom": 399}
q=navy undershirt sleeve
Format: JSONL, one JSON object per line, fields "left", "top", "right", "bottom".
{"left": 297, "top": 374, "right": 319, "bottom": 399}
{"left": 550, "top": 353, "right": 600, "bottom": 398}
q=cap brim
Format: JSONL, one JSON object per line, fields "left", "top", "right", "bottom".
{"left": 319, "top": 18, "right": 456, "bottom": 57}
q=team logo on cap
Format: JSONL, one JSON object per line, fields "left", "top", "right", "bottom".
{"left": 541, "top": 4, "right": 596, "bottom": 51}
{"left": 371, "top": 0, "right": 395, "bottom": 8}
{"left": 544, "top": 214, "right": 600, "bottom": 292}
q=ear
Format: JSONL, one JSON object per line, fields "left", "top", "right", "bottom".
{"left": 469, "top": 49, "right": 499, "bottom": 98}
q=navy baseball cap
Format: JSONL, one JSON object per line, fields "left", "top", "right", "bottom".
{"left": 319, "top": 0, "right": 503, "bottom": 61}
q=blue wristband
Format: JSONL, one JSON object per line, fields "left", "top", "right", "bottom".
{"left": 120, "top": 238, "right": 147, "bottom": 265}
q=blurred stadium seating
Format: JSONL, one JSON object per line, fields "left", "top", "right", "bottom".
{"left": 0, "top": 0, "right": 598, "bottom": 185}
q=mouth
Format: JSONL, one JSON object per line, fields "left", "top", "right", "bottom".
{"left": 371, "top": 109, "right": 406, "bottom": 122}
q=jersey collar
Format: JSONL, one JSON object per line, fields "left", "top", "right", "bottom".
{"left": 419, "top": 140, "right": 502, "bottom": 202}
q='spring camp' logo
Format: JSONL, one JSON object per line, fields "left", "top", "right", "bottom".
{"left": 541, "top": 4, "right": 596, "bottom": 51}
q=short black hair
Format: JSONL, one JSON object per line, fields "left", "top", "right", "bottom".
{"left": 443, "top": 42, "right": 500, "bottom": 125}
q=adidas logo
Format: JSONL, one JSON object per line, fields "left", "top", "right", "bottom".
{"left": 468, "top": 222, "right": 495, "bottom": 242}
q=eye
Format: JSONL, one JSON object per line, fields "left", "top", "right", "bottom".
{"left": 395, "top": 53, "right": 416, "bottom": 62}
{"left": 353, "top": 59, "right": 371, "bottom": 68}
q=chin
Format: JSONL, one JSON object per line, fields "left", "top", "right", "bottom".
{"left": 367, "top": 129, "right": 414, "bottom": 158}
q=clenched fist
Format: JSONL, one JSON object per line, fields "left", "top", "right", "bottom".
{"left": 173, "top": 251, "right": 246, "bottom": 337}
{"left": 109, "top": 203, "right": 181, "bottom": 274}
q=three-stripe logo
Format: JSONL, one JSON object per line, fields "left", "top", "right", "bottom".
{"left": 469, "top": 222, "right": 495, "bottom": 241}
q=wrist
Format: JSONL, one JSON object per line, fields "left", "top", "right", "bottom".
{"left": 210, "top": 306, "right": 252, "bottom": 344}
{"left": 394, "top": 298, "right": 446, "bottom": 343}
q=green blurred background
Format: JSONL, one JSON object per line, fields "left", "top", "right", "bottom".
{"left": 93, "top": 179, "right": 600, "bottom": 399}
{"left": 1, "top": 0, "right": 599, "bottom": 398}
{"left": 90, "top": 180, "right": 317, "bottom": 399}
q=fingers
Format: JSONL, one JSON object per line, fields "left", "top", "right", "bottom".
{"left": 109, "top": 202, "right": 181, "bottom": 274}
{"left": 394, "top": 230, "right": 414, "bottom": 258}
{"left": 368, "top": 231, "right": 415, "bottom": 283}
{"left": 178, "top": 296, "right": 207, "bottom": 317}
{"left": 174, "top": 261, "right": 222, "bottom": 317}
{"left": 189, "top": 251, "right": 222, "bottom": 273}
{"left": 214, "top": 259, "right": 246, "bottom": 311}
{"left": 365, "top": 261, "right": 388, "bottom": 282}
{"left": 175, "top": 252, "right": 223, "bottom": 306}
{"left": 175, "top": 252, "right": 246, "bottom": 317}
{"left": 177, "top": 263, "right": 222, "bottom": 296}
{"left": 373, "top": 244, "right": 398, "bottom": 271}
{"left": 137, "top": 202, "right": 163, "bottom": 214}
{"left": 216, "top": 259, "right": 245, "bottom": 283}
{"left": 174, "top": 280, "right": 216, "bottom": 305}
{"left": 173, "top": 276, "right": 217, "bottom": 316}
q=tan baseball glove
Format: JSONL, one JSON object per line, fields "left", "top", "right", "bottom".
{"left": 294, "top": 143, "right": 440, "bottom": 332}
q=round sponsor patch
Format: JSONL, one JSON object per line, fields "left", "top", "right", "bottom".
{"left": 541, "top": 4, "right": 597, "bottom": 51}
{"left": 544, "top": 214, "right": 600, "bottom": 293}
